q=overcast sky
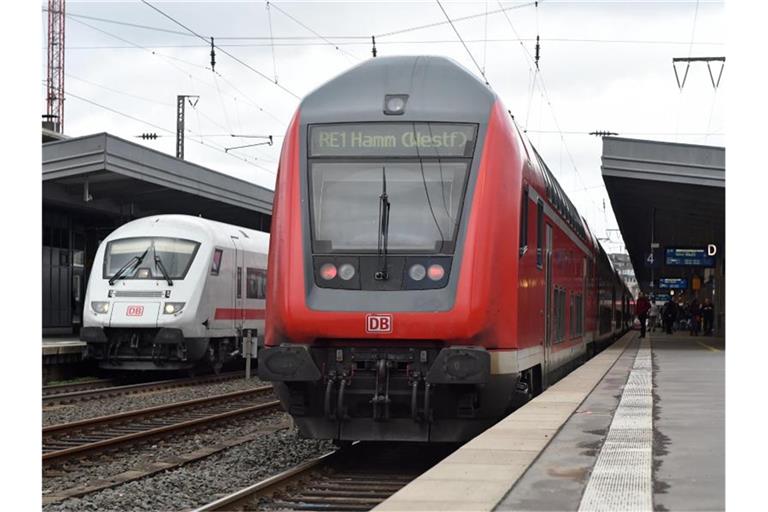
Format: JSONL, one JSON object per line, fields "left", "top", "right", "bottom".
{"left": 41, "top": 0, "right": 725, "bottom": 254}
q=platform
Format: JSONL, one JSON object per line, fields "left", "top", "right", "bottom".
{"left": 42, "top": 337, "right": 86, "bottom": 356}
{"left": 375, "top": 330, "right": 725, "bottom": 511}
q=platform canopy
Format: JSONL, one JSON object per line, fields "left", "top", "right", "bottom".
{"left": 42, "top": 132, "right": 273, "bottom": 230}
{"left": 601, "top": 137, "right": 725, "bottom": 298}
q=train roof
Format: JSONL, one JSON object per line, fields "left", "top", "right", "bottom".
{"left": 300, "top": 55, "right": 496, "bottom": 124}
{"left": 102, "top": 215, "right": 269, "bottom": 252}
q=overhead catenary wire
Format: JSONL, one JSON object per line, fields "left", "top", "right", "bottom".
{"left": 69, "top": 14, "right": 286, "bottom": 131}
{"left": 63, "top": 38, "right": 726, "bottom": 49}
{"left": 482, "top": 0, "right": 489, "bottom": 76}
{"left": 139, "top": 0, "right": 301, "bottom": 99}
{"left": 496, "top": 1, "right": 604, "bottom": 232}
{"left": 266, "top": 1, "right": 279, "bottom": 83}
{"left": 377, "top": 1, "right": 536, "bottom": 39}
{"left": 435, "top": 0, "right": 489, "bottom": 86}
{"left": 51, "top": 8, "right": 725, "bottom": 47}
{"left": 53, "top": 82, "right": 276, "bottom": 175}
{"left": 267, "top": 1, "right": 361, "bottom": 63}
{"left": 674, "top": 0, "right": 700, "bottom": 140}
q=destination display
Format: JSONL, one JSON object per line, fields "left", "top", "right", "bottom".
{"left": 665, "top": 248, "right": 715, "bottom": 267}
{"left": 658, "top": 277, "right": 688, "bottom": 289}
{"left": 309, "top": 123, "right": 477, "bottom": 158}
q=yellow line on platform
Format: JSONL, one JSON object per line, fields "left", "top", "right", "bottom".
{"left": 696, "top": 340, "right": 721, "bottom": 352}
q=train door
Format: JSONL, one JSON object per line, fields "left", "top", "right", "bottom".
{"left": 230, "top": 236, "right": 245, "bottom": 334}
{"left": 543, "top": 224, "right": 553, "bottom": 386}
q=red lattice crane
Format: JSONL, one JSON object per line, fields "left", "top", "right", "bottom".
{"left": 45, "top": 0, "right": 65, "bottom": 133}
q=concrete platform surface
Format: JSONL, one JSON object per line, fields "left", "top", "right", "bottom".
{"left": 42, "top": 337, "right": 86, "bottom": 356}
{"left": 374, "top": 331, "right": 725, "bottom": 512}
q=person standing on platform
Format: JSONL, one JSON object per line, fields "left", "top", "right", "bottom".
{"left": 688, "top": 298, "right": 702, "bottom": 336}
{"left": 662, "top": 298, "right": 677, "bottom": 334}
{"left": 702, "top": 298, "right": 714, "bottom": 335}
{"left": 636, "top": 293, "right": 651, "bottom": 338}
{"left": 649, "top": 301, "right": 660, "bottom": 332}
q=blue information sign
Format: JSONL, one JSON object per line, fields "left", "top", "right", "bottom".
{"left": 652, "top": 293, "right": 671, "bottom": 303}
{"left": 665, "top": 248, "right": 715, "bottom": 267}
{"left": 659, "top": 278, "right": 688, "bottom": 289}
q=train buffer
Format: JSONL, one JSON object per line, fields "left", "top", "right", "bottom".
{"left": 375, "top": 330, "right": 725, "bottom": 511}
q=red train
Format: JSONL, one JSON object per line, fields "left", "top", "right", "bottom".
{"left": 259, "top": 56, "right": 631, "bottom": 442}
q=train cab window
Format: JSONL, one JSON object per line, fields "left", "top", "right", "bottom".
{"left": 211, "top": 249, "right": 223, "bottom": 276}
{"left": 519, "top": 188, "right": 529, "bottom": 256}
{"left": 536, "top": 199, "right": 544, "bottom": 268}
{"left": 246, "top": 268, "right": 267, "bottom": 299}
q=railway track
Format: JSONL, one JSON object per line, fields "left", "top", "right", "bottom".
{"left": 42, "top": 371, "right": 246, "bottom": 406}
{"left": 43, "top": 385, "right": 280, "bottom": 465}
{"left": 194, "top": 442, "right": 456, "bottom": 512}
{"left": 42, "top": 378, "right": 116, "bottom": 396}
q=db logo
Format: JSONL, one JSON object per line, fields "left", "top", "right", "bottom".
{"left": 126, "top": 305, "right": 144, "bottom": 317}
{"left": 366, "top": 314, "right": 392, "bottom": 334}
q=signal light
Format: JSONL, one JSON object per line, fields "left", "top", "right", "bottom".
{"left": 427, "top": 264, "right": 445, "bottom": 281}
{"left": 319, "top": 263, "right": 337, "bottom": 280}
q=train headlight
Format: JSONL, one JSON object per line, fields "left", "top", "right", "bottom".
{"left": 338, "top": 263, "right": 356, "bottom": 281}
{"left": 163, "top": 302, "right": 186, "bottom": 315}
{"left": 319, "top": 263, "right": 337, "bottom": 280}
{"left": 383, "top": 94, "right": 408, "bottom": 115}
{"left": 408, "top": 264, "right": 426, "bottom": 281}
{"left": 91, "top": 301, "right": 110, "bottom": 314}
{"left": 427, "top": 264, "right": 445, "bottom": 281}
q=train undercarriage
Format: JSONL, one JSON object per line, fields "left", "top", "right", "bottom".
{"left": 81, "top": 326, "right": 237, "bottom": 372}
{"left": 260, "top": 342, "right": 529, "bottom": 442}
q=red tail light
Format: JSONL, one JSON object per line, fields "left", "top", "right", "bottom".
{"left": 320, "top": 263, "right": 337, "bottom": 280}
{"left": 427, "top": 264, "right": 445, "bottom": 281}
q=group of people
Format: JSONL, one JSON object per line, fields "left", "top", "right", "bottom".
{"left": 635, "top": 293, "right": 714, "bottom": 338}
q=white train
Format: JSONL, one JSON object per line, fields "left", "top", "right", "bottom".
{"left": 81, "top": 215, "right": 269, "bottom": 371}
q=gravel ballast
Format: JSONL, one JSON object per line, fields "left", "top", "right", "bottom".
{"left": 43, "top": 376, "right": 267, "bottom": 426}
{"left": 43, "top": 426, "right": 335, "bottom": 512}
{"left": 43, "top": 411, "right": 287, "bottom": 495}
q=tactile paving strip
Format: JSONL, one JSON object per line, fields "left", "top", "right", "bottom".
{"left": 578, "top": 339, "right": 652, "bottom": 512}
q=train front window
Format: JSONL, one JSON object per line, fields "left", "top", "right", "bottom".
{"left": 103, "top": 237, "right": 200, "bottom": 280}
{"left": 308, "top": 123, "right": 477, "bottom": 254}
{"left": 310, "top": 161, "right": 469, "bottom": 253}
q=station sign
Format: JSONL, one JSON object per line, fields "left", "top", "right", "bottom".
{"left": 652, "top": 293, "right": 671, "bottom": 303}
{"left": 658, "top": 277, "right": 688, "bottom": 289}
{"left": 309, "top": 123, "right": 477, "bottom": 158}
{"left": 665, "top": 247, "right": 716, "bottom": 267}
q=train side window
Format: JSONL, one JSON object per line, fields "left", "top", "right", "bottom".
{"left": 211, "top": 249, "right": 223, "bottom": 276}
{"left": 536, "top": 199, "right": 544, "bottom": 268}
{"left": 236, "top": 267, "right": 242, "bottom": 299}
{"left": 246, "top": 268, "right": 267, "bottom": 299}
{"left": 519, "top": 188, "right": 529, "bottom": 257}
{"left": 553, "top": 287, "right": 566, "bottom": 342}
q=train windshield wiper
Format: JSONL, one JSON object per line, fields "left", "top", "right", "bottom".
{"left": 109, "top": 247, "right": 149, "bottom": 285}
{"left": 154, "top": 253, "right": 174, "bottom": 286}
{"left": 375, "top": 166, "right": 391, "bottom": 281}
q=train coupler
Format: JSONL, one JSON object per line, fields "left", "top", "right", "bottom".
{"left": 371, "top": 358, "right": 392, "bottom": 421}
